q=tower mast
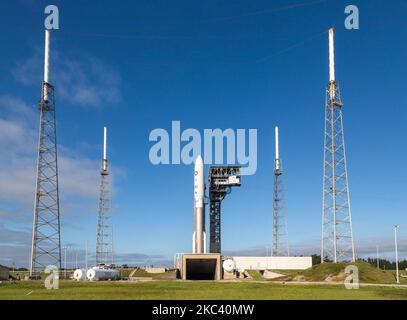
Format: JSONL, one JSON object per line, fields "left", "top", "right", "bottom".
{"left": 272, "top": 126, "right": 289, "bottom": 256}
{"left": 30, "top": 29, "right": 62, "bottom": 276}
{"left": 321, "top": 28, "right": 355, "bottom": 263}
{"left": 96, "top": 127, "right": 114, "bottom": 265}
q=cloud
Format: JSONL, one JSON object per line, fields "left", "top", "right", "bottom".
{"left": 56, "top": 57, "right": 121, "bottom": 107}
{"left": 0, "top": 225, "right": 31, "bottom": 267}
{"left": 0, "top": 96, "right": 104, "bottom": 266}
{"left": 0, "top": 97, "right": 100, "bottom": 207}
{"left": 12, "top": 50, "right": 121, "bottom": 108}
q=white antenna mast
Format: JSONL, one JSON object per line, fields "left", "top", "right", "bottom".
{"left": 328, "top": 27, "right": 335, "bottom": 99}
{"left": 43, "top": 29, "right": 51, "bottom": 101}
{"left": 103, "top": 126, "right": 108, "bottom": 171}
{"left": 275, "top": 126, "right": 280, "bottom": 171}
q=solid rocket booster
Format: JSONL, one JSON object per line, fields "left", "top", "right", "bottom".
{"left": 43, "top": 29, "right": 51, "bottom": 101}
{"left": 193, "top": 155, "right": 206, "bottom": 254}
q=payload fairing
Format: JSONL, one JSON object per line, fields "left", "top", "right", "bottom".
{"left": 193, "top": 155, "right": 206, "bottom": 254}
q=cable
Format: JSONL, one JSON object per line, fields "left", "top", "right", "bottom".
{"left": 210, "top": 0, "right": 332, "bottom": 22}
{"left": 252, "top": 29, "right": 327, "bottom": 64}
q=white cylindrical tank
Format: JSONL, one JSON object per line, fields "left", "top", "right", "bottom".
{"left": 223, "top": 259, "right": 236, "bottom": 273}
{"left": 73, "top": 268, "right": 87, "bottom": 281}
{"left": 86, "top": 267, "right": 120, "bottom": 281}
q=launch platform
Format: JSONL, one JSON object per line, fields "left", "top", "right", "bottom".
{"left": 176, "top": 253, "right": 222, "bottom": 280}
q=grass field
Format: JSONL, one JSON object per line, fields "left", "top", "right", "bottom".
{"left": 1, "top": 280, "right": 407, "bottom": 300}
{"left": 270, "top": 262, "right": 400, "bottom": 283}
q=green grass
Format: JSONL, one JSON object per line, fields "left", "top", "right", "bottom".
{"left": 386, "top": 270, "right": 407, "bottom": 284}
{"left": 131, "top": 269, "right": 167, "bottom": 278}
{"left": 273, "top": 262, "right": 398, "bottom": 284}
{"left": 247, "top": 270, "right": 263, "bottom": 281}
{"left": 1, "top": 280, "right": 407, "bottom": 300}
{"left": 118, "top": 269, "right": 133, "bottom": 278}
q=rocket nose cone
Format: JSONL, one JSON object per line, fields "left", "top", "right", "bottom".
{"left": 194, "top": 155, "right": 203, "bottom": 167}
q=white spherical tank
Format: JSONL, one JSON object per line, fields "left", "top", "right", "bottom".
{"left": 86, "top": 267, "right": 120, "bottom": 281}
{"left": 73, "top": 268, "right": 87, "bottom": 281}
{"left": 223, "top": 259, "right": 236, "bottom": 273}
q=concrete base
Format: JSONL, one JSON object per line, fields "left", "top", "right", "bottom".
{"left": 181, "top": 254, "right": 222, "bottom": 280}
{"left": 145, "top": 267, "right": 167, "bottom": 273}
{"left": 231, "top": 256, "right": 312, "bottom": 270}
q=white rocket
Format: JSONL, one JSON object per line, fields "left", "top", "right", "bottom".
{"left": 193, "top": 155, "right": 206, "bottom": 254}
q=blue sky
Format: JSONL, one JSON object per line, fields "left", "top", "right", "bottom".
{"left": 1, "top": 0, "right": 407, "bottom": 267}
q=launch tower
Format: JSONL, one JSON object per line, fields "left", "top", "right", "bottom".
{"left": 208, "top": 166, "right": 241, "bottom": 253}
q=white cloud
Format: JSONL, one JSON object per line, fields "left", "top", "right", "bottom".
{"left": 0, "top": 97, "right": 100, "bottom": 206}
{"left": 56, "top": 57, "right": 121, "bottom": 107}
{"left": 0, "top": 96, "right": 105, "bottom": 266}
{"left": 12, "top": 50, "right": 121, "bottom": 108}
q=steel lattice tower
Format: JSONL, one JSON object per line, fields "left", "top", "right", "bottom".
{"left": 321, "top": 28, "right": 355, "bottom": 263}
{"left": 208, "top": 166, "right": 241, "bottom": 253}
{"left": 272, "top": 127, "right": 289, "bottom": 256}
{"left": 96, "top": 127, "right": 114, "bottom": 265}
{"left": 30, "top": 30, "right": 62, "bottom": 276}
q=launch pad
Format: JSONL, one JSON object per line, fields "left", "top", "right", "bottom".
{"left": 175, "top": 253, "right": 312, "bottom": 280}
{"left": 180, "top": 254, "right": 222, "bottom": 280}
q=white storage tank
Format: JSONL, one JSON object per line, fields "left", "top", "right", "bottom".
{"left": 73, "top": 268, "right": 87, "bottom": 281}
{"left": 223, "top": 259, "right": 236, "bottom": 273}
{"left": 86, "top": 266, "right": 120, "bottom": 281}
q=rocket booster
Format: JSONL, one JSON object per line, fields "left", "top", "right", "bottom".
{"left": 193, "top": 155, "right": 206, "bottom": 254}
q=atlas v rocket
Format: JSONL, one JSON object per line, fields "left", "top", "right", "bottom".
{"left": 193, "top": 155, "right": 207, "bottom": 254}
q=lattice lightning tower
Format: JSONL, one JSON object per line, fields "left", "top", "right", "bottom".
{"left": 272, "top": 127, "right": 289, "bottom": 256}
{"left": 321, "top": 28, "right": 355, "bottom": 263}
{"left": 96, "top": 127, "right": 114, "bottom": 265}
{"left": 30, "top": 29, "right": 62, "bottom": 276}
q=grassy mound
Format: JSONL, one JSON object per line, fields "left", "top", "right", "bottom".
{"left": 246, "top": 270, "right": 263, "bottom": 281}
{"left": 130, "top": 268, "right": 176, "bottom": 279}
{"left": 274, "top": 261, "right": 397, "bottom": 284}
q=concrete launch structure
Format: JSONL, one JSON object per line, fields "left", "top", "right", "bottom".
{"left": 193, "top": 155, "right": 207, "bottom": 254}
{"left": 173, "top": 158, "right": 311, "bottom": 280}
{"left": 231, "top": 256, "right": 312, "bottom": 271}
